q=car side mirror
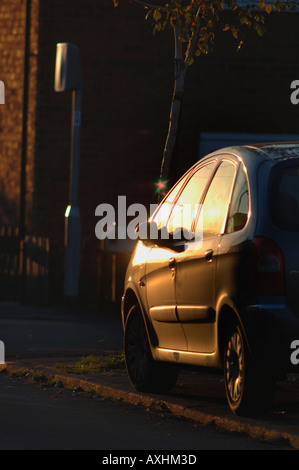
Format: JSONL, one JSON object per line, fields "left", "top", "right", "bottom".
{"left": 135, "top": 221, "right": 161, "bottom": 244}
{"left": 135, "top": 221, "right": 189, "bottom": 252}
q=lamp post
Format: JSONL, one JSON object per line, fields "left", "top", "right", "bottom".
{"left": 54, "top": 43, "right": 82, "bottom": 308}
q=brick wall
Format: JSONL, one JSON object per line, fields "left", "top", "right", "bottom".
{"left": 33, "top": 0, "right": 175, "bottom": 303}
{"left": 34, "top": 0, "right": 173, "bottom": 240}
{"left": 0, "top": 0, "right": 25, "bottom": 226}
{"left": 0, "top": 0, "right": 38, "bottom": 229}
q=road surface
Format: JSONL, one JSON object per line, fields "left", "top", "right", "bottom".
{"left": 0, "top": 373, "right": 291, "bottom": 450}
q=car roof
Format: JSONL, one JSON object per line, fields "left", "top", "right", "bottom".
{"left": 204, "top": 142, "right": 299, "bottom": 164}
{"left": 244, "top": 142, "right": 299, "bottom": 161}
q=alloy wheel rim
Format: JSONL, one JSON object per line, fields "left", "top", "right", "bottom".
{"left": 225, "top": 329, "right": 245, "bottom": 403}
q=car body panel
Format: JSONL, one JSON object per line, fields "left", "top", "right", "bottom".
{"left": 145, "top": 244, "right": 188, "bottom": 351}
{"left": 175, "top": 236, "right": 219, "bottom": 353}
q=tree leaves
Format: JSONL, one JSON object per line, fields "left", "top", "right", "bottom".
{"left": 113, "top": 0, "right": 299, "bottom": 64}
{"left": 153, "top": 9, "right": 161, "bottom": 21}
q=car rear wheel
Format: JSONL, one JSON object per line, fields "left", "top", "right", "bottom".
{"left": 124, "top": 305, "right": 178, "bottom": 393}
{"left": 223, "top": 322, "right": 275, "bottom": 416}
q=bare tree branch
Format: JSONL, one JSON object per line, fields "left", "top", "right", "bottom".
{"left": 184, "top": 8, "right": 201, "bottom": 66}
{"left": 130, "top": 0, "right": 169, "bottom": 12}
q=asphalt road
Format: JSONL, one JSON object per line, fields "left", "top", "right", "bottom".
{"left": 0, "top": 302, "right": 123, "bottom": 354}
{"left": 0, "top": 373, "right": 291, "bottom": 450}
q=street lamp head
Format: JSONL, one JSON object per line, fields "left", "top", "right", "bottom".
{"left": 54, "top": 43, "right": 82, "bottom": 92}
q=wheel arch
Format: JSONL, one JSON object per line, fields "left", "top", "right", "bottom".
{"left": 122, "top": 288, "right": 139, "bottom": 325}
{"left": 122, "top": 288, "right": 158, "bottom": 348}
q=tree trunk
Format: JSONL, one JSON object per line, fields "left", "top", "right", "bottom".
{"left": 159, "top": 12, "right": 200, "bottom": 196}
{"left": 160, "top": 26, "right": 186, "bottom": 187}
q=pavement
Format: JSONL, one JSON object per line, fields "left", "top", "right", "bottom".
{"left": 0, "top": 301, "right": 299, "bottom": 449}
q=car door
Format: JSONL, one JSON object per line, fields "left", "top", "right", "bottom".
{"left": 148, "top": 159, "right": 217, "bottom": 351}
{"left": 175, "top": 159, "right": 238, "bottom": 353}
{"left": 145, "top": 171, "right": 191, "bottom": 351}
{"left": 216, "top": 163, "right": 251, "bottom": 307}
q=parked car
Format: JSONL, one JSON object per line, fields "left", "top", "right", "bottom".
{"left": 121, "top": 142, "right": 299, "bottom": 416}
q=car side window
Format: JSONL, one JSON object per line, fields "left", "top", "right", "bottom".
{"left": 198, "top": 160, "right": 237, "bottom": 239}
{"left": 226, "top": 166, "right": 249, "bottom": 234}
{"left": 166, "top": 161, "right": 216, "bottom": 239}
{"left": 152, "top": 173, "right": 190, "bottom": 230}
{"left": 271, "top": 165, "right": 299, "bottom": 232}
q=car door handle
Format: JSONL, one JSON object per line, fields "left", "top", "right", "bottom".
{"left": 205, "top": 249, "right": 213, "bottom": 262}
{"left": 169, "top": 257, "right": 177, "bottom": 270}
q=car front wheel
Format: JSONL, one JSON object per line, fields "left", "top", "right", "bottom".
{"left": 124, "top": 305, "right": 178, "bottom": 393}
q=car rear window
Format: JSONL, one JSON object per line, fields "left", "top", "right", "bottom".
{"left": 271, "top": 165, "right": 299, "bottom": 231}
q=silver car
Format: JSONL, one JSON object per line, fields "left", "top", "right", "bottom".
{"left": 121, "top": 142, "right": 299, "bottom": 416}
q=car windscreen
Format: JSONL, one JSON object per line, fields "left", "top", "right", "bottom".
{"left": 271, "top": 165, "right": 299, "bottom": 231}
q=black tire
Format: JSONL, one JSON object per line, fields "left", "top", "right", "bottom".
{"left": 223, "top": 322, "right": 275, "bottom": 416}
{"left": 124, "top": 305, "right": 178, "bottom": 393}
